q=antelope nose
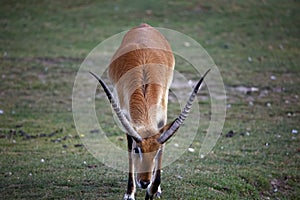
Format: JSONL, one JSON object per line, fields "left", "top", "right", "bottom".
{"left": 140, "top": 181, "right": 150, "bottom": 189}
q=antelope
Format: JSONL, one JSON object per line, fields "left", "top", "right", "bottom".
{"left": 90, "top": 23, "right": 209, "bottom": 200}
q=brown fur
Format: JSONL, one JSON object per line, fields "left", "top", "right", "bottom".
{"left": 108, "top": 25, "right": 174, "bottom": 131}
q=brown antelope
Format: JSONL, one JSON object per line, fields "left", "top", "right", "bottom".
{"left": 90, "top": 23, "right": 209, "bottom": 200}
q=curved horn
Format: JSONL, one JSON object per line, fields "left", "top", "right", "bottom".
{"left": 158, "top": 69, "right": 211, "bottom": 144}
{"left": 89, "top": 71, "right": 142, "bottom": 142}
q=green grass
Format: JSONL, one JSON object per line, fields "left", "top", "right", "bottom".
{"left": 0, "top": 0, "right": 299, "bottom": 199}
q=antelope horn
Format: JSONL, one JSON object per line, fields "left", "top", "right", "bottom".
{"left": 89, "top": 71, "right": 142, "bottom": 143}
{"left": 157, "top": 69, "right": 211, "bottom": 144}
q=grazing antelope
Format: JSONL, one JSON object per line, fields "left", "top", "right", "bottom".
{"left": 90, "top": 23, "right": 209, "bottom": 200}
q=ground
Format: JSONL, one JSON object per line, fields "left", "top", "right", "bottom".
{"left": 0, "top": 1, "right": 299, "bottom": 199}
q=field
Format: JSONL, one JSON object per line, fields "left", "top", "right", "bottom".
{"left": 0, "top": 0, "right": 299, "bottom": 199}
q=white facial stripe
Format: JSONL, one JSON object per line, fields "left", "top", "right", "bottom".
{"left": 135, "top": 176, "right": 141, "bottom": 188}
{"left": 133, "top": 147, "right": 143, "bottom": 162}
{"left": 138, "top": 148, "right": 142, "bottom": 161}
{"left": 154, "top": 148, "right": 162, "bottom": 162}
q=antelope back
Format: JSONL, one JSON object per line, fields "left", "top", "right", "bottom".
{"left": 108, "top": 24, "right": 175, "bottom": 134}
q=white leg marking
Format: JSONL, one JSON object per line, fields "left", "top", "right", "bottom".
{"left": 124, "top": 193, "right": 135, "bottom": 200}
{"left": 154, "top": 185, "right": 162, "bottom": 198}
{"left": 146, "top": 184, "right": 162, "bottom": 199}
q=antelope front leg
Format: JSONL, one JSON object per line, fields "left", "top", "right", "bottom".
{"left": 124, "top": 135, "right": 136, "bottom": 200}
{"left": 145, "top": 148, "right": 163, "bottom": 200}
{"left": 145, "top": 170, "right": 161, "bottom": 200}
{"left": 124, "top": 171, "right": 135, "bottom": 200}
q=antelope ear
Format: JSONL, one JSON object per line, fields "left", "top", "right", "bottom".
{"left": 157, "top": 120, "right": 179, "bottom": 144}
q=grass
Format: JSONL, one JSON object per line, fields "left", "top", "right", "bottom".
{"left": 0, "top": 0, "right": 299, "bottom": 199}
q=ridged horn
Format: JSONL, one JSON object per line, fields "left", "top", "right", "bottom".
{"left": 157, "top": 69, "right": 211, "bottom": 144}
{"left": 90, "top": 71, "right": 142, "bottom": 143}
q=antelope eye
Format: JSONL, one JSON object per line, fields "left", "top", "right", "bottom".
{"left": 158, "top": 120, "right": 164, "bottom": 128}
{"left": 133, "top": 147, "right": 140, "bottom": 154}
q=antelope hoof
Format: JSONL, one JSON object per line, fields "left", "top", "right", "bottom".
{"left": 145, "top": 185, "right": 161, "bottom": 199}
{"left": 154, "top": 191, "right": 161, "bottom": 198}
{"left": 146, "top": 192, "right": 161, "bottom": 200}
{"left": 145, "top": 192, "right": 153, "bottom": 200}
{"left": 124, "top": 193, "right": 135, "bottom": 200}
